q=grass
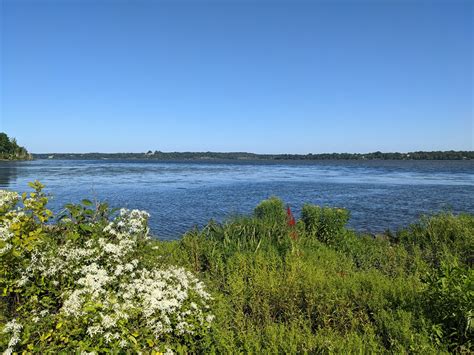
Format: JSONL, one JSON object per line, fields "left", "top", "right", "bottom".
{"left": 145, "top": 198, "right": 473, "bottom": 353}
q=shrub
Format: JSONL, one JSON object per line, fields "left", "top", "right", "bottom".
{"left": 423, "top": 258, "right": 473, "bottom": 351}
{"left": 301, "top": 204, "right": 350, "bottom": 243}
{"left": 180, "top": 211, "right": 439, "bottom": 353}
{"left": 0, "top": 183, "right": 213, "bottom": 354}
{"left": 398, "top": 212, "right": 474, "bottom": 267}
{"left": 254, "top": 197, "right": 286, "bottom": 224}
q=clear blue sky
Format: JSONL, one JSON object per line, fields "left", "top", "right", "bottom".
{"left": 1, "top": 0, "right": 472, "bottom": 153}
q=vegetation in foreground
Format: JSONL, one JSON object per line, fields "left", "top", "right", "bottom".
{"left": 0, "top": 133, "right": 31, "bottom": 161}
{"left": 1, "top": 183, "right": 473, "bottom": 354}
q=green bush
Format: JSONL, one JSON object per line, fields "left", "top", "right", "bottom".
{"left": 301, "top": 204, "right": 350, "bottom": 243}
{"left": 0, "top": 183, "right": 214, "bottom": 354}
{"left": 423, "top": 258, "right": 473, "bottom": 351}
{"left": 254, "top": 197, "right": 287, "bottom": 225}
{"left": 398, "top": 212, "right": 474, "bottom": 267}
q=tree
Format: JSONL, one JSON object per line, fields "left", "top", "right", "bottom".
{"left": 0, "top": 132, "right": 31, "bottom": 160}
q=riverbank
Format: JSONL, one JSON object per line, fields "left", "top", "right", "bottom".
{"left": 0, "top": 155, "right": 33, "bottom": 162}
{"left": 1, "top": 182, "right": 472, "bottom": 353}
{"left": 32, "top": 150, "right": 474, "bottom": 161}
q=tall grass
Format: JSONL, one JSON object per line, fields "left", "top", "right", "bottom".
{"left": 174, "top": 198, "right": 473, "bottom": 353}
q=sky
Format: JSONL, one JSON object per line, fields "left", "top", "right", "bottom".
{"left": 1, "top": 0, "right": 472, "bottom": 154}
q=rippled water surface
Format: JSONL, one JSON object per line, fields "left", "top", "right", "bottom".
{"left": 1, "top": 159, "right": 473, "bottom": 239}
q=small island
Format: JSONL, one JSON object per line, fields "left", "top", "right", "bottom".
{"left": 0, "top": 132, "right": 32, "bottom": 161}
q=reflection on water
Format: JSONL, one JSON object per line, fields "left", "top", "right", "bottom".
{"left": 0, "top": 163, "right": 18, "bottom": 188}
{"left": 0, "top": 159, "right": 473, "bottom": 239}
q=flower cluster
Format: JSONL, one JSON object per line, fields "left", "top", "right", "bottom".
{"left": 1, "top": 187, "right": 213, "bottom": 353}
{"left": 2, "top": 319, "right": 22, "bottom": 355}
{"left": 123, "top": 267, "right": 212, "bottom": 337}
{"left": 0, "top": 191, "right": 20, "bottom": 255}
{"left": 103, "top": 208, "right": 150, "bottom": 238}
{"left": 0, "top": 190, "right": 18, "bottom": 210}
{"left": 0, "top": 219, "right": 14, "bottom": 255}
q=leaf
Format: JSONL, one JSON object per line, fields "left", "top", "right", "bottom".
{"left": 65, "top": 203, "right": 75, "bottom": 211}
{"left": 79, "top": 224, "right": 93, "bottom": 232}
{"left": 82, "top": 199, "right": 93, "bottom": 206}
{"left": 40, "top": 332, "right": 52, "bottom": 341}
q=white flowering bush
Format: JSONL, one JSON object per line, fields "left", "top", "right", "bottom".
{"left": 0, "top": 182, "right": 214, "bottom": 353}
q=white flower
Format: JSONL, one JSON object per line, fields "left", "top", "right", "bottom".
{"left": 77, "top": 263, "right": 111, "bottom": 295}
{"left": 103, "top": 208, "right": 150, "bottom": 238}
{"left": 103, "top": 332, "right": 113, "bottom": 343}
{"left": 3, "top": 319, "right": 22, "bottom": 333}
{"left": 0, "top": 243, "right": 12, "bottom": 255}
{"left": 3, "top": 319, "right": 22, "bottom": 355}
{"left": 101, "top": 314, "right": 116, "bottom": 329}
{"left": 0, "top": 223, "right": 14, "bottom": 243}
{"left": 3, "top": 197, "right": 213, "bottom": 350}
{"left": 0, "top": 190, "right": 19, "bottom": 209}
{"left": 62, "top": 290, "right": 85, "bottom": 316}
{"left": 16, "top": 275, "right": 29, "bottom": 287}
{"left": 119, "top": 339, "right": 128, "bottom": 348}
{"left": 86, "top": 325, "right": 103, "bottom": 337}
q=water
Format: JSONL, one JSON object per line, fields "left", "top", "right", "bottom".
{"left": 0, "top": 159, "right": 473, "bottom": 239}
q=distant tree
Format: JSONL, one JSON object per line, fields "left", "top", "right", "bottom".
{"left": 0, "top": 132, "right": 31, "bottom": 160}
{"left": 0, "top": 133, "right": 12, "bottom": 154}
{"left": 31, "top": 150, "right": 474, "bottom": 161}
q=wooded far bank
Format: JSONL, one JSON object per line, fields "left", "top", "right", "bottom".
{"left": 33, "top": 150, "right": 473, "bottom": 161}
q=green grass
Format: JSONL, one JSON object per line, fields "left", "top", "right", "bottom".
{"left": 145, "top": 198, "right": 473, "bottom": 353}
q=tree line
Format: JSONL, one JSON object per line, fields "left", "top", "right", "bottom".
{"left": 0, "top": 133, "right": 31, "bottom": 160}
{"left": 33, "top": 150, "right": 473, "bottom": 160}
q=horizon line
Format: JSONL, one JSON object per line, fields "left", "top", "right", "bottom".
{"left": 32, "top": 150, "right": 474, "bottom": 155}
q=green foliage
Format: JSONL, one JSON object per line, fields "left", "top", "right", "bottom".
{"left": 423, "top": 259, "right": 473, "bottom": 351}
{"left": 398, "top": 212, "right": 474, "bottom": 267}
{"left": 301, "top": 204, "right": 350, "bottom": 243}
{"left": 178, "top": 217, "right": 440, "bottom": 353}
{"left": 1, "top": 182, "right": 473, "bottom": 353}
{"left": 0, "top": 184, "right": 213, "bottom": 354}
{"left": 0, "top": 132, "right": 31, "bottom": 160}
{"left": 254, "top": 197, "right": 287, "bottom": 224}
{"left": 33, "top": 150, "right": 474, "bottom": 161}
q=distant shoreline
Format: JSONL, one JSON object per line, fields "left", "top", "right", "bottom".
{"left": 32, "top": 150, "right": 473, "bottom": 161}
{"left": 0, "top": 156, "right": 33, "bottom": 162}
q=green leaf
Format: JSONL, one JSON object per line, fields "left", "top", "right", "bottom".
{"left": 82, "top": 199, "right": 93, "bottom": 206}
{"left": 79, "top": 224, "right": 93, "bottom": 232}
